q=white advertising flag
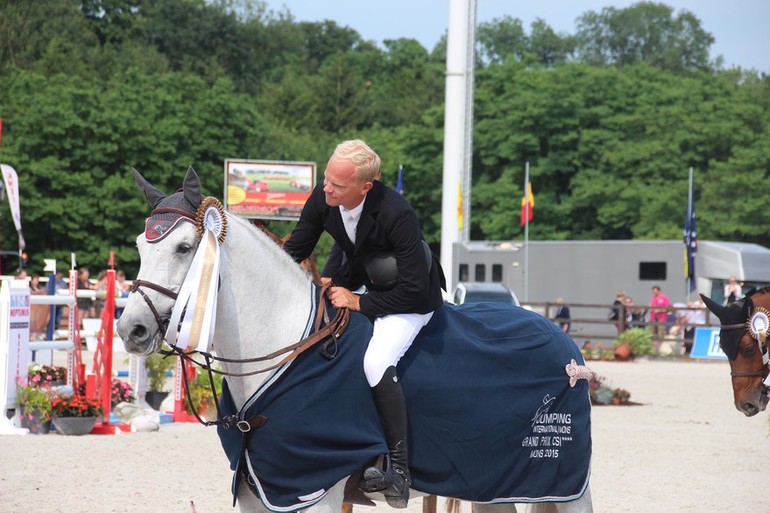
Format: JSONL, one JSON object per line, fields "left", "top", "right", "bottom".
{"left": 1, "top": 164, "right": 24, "bottom": 248}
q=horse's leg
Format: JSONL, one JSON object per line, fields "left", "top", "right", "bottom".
{"left": 522, "top": 484, "right": 593, "bottom": 513}
{"left": 236, "top": 478, "right": 347, "bottom": 513}
{"left": 553, "top": 485, "right": 592, "bottom": 513}
{"left": 303, "top": 480, "right": 347, "bottom": 513}
{"left": 473, "top": 502, "right": 519, "bottom": 513}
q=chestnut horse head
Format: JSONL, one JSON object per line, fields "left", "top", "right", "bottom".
{"left": 701, "top": 290, "right": 770, "bottom": 416}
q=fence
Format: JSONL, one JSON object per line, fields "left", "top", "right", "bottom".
{"left": 529, "top": 301, "right": 721, "bottom": 351}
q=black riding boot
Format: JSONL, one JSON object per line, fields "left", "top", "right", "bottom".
{"left": 358, "top": 366, "right": 411, "bottom": 508}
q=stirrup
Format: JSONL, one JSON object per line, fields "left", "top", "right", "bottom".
{"left": 358, "top": 461, "right": 388, "bottom": 493}
{"left": 383, "top": 467, "right": 410, "bottom": 509}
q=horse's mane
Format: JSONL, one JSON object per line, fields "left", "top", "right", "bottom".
{"left": 223, "top": 213, "right": 320, "bottom": 284}
{"left": 746, "top": 286, "right": 770, "bottom": 299}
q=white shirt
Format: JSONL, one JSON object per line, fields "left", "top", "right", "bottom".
{"left": 339, "top": 200, "right": 365, "bottom": 243}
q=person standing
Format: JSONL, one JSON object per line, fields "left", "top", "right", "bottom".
{"left": 608, "top": 290, "right": 626, "bottom": 333}
{"left": 76, "top": 267, "right": 94, "bottom": 323}
{"left": 682, "top": 299, "right": 706, "bottom": 354}
{"left": 554, "top": 297, "right": 571, "bottom": 333}
{"left": 284, "top": 139, "right": 444, "bottom": 508}
{"left": 649, "top": 285, "right": 671, "bottom": 341}
{"left": 624, "top": 296, "right": 646, "bottom": 329}
{"left": 723, "top": 275, "right": 742, "bottom": 305}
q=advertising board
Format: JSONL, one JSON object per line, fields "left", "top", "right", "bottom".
{"left": 224, "top": 159, "right": 315, "bottom": 220}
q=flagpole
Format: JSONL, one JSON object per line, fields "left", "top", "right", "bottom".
{"left": 524, "top": 161, "right": 529, "bottom": 303}
{"left": 685, "top": 167, "right": 694, "bottom": 300}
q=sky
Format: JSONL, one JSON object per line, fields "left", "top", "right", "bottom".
{"left": 263, "top": 0, "right": 769, "bottom": 72}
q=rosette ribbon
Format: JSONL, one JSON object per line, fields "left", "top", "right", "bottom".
{"left": 164, "top": 201, "right": 225, "bottom": 352}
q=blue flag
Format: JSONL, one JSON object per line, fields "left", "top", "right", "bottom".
{"left": 396, "top": 165, "right": 404, "bottom": 195}
{"left": 683, "top": 168, "right": 697, "bottom": 293}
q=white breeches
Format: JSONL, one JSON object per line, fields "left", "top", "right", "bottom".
{"left": 363, "top": 311, "right": 434, "bottom": 386}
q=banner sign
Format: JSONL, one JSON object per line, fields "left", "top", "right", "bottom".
{"left": 0, "top": 164, "right": 24, "bottom": 249}
{"left": 224, "top": 159, "right": 315, "bottom": 220}
{"left": 0, "top": 279, "right": 31, "bottom": 408}
{"left": 690, "top": 327, "right": 727, "bottom": 359}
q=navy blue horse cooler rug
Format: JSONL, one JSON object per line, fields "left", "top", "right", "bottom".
{"left": 218, "top": 302, "right": 592, "bottom": 511}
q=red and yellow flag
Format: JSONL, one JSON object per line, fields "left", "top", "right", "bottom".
{"left": 520, "top": 181, "right": 534, "bottom": 226}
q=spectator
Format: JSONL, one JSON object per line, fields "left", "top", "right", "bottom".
{"left": 723, "top": 275, "right": 742, "bottom": 305}
{"left": 649, "top": 285, "right": 672, "bottom": 340}
{"left": 624, "top": 296, "right": 646, "bottom": 329}
{"left": 681, "top": 299, "right": 706, "bottom": 354}
{"left": 608, "top": 290, "right": 626, "bottom": 333}
{"left": 53, "top": 271, "right": 68, "bottom": 328}
{"left": 94, "top": 270, "right": 108, "bottom": 316}
{"left": 115, "top": 270, "right": 131, "bottom": 319}
{"left": 29, "top": 274, "right": 49, "bottom": 338}
{"left": 29, "top": 273, "right": 44, "bottom": 294}
{"left": 77, "top": 267, "right": 95, "bottom": 322}
{"left": 554, "top": 297, "right": 571, "bottom": 333}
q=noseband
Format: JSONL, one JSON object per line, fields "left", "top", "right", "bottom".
{"left": 129, "top": 279, "right": 178, "bottom": 336}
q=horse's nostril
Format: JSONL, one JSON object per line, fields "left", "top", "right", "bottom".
{"left": 130, "top": 325, "right": 148, "bottom": 340}
{"left": 742, "top": 402, "right": 758, "bottom": 416}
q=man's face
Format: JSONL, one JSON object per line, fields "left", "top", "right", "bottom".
{"left": 322, "top": 155, "right": 372, "bottom": 209}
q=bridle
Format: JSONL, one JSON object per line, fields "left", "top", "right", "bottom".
{"left": 128, "top": 206, "right": 351, "bottom": 430}
{"left": 718, "top": 320, "right": 770, "bottom": 385}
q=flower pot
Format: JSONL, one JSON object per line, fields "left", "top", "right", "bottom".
{"left": 52, "top": 416, "right": 97, "bottom": 436}
{"left": 614, "top": 343, "right": 632, "bottom": 361}
{"left": 145, "top": 391, "right": 169, "bottom": 411}
{"left": 19, "top": 406, "right": 51, "bottom": 435}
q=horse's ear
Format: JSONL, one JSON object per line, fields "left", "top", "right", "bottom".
{"left": 183, "top": 166, "right": 204, "bottom": 208}
{"left": 132, "top": 167, "right": 166, "bottom": 209}
{"left": 700, "top": 294, "right": 726, "bottom": 322}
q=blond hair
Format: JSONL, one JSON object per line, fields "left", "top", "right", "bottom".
{"left": 333, "top": 139, "right": 381, "bottom": 183}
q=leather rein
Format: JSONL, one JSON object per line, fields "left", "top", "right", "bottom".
{"left": 130, "top": 257, "right": 350, "bottom": 430}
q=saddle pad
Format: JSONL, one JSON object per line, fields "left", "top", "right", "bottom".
{"left": 217, "top": 302, "right": 591, "bottom": 511}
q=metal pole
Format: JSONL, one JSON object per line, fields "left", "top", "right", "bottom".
{"left": 524, "top": 162, "right": 530, "bottom": 303}
{"left": 440, "top": 0, "right": 474, "bottom": 295}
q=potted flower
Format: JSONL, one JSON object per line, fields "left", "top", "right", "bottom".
{"left": 51, "top": 393, "right": 103, "bottom": 435}
{"left": 15, "top": 379, "right": 54, "bottom": 434}
{"left": 185, "top": 370, "right": 222, "bottom": 420}
{"left": 110, "top": 378, "right": 135, "bottom": 408}
{"left": 144, "top": 353, "right": 175, "bottom": 410}
{"left": 614, "top": 328, "right": 654, "bottom": 360}
{"left": 28, "top": 364, "right": 67, "bottom": 386}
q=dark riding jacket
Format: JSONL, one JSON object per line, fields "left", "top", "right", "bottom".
{"left": 284, "top": 180, "right": 444, "bottom": 318}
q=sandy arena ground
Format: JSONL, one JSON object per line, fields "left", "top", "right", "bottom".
{"left": 1, "top": 358, "right": 767, "bottom": 513}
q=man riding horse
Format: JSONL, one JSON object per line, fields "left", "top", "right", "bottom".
{"left": 284, "top": 139, "right": 444, "bottom": 508}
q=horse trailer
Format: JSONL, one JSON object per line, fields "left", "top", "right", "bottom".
{"left": 452, "top": 239, "right": 770, "bottom": 314}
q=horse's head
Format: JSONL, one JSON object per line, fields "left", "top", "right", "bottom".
{"left": 701, "top": 291, "right": 770, "bottom": 416}
{"left": 116, "top": 166, "right": 204, "bottom": 355}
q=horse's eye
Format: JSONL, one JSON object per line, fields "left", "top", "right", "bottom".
{"left": 177, "top": 243, "right": 193, "bottom": 255}
{"left": 742, "top": 344, "right": 756, "bottom": 357}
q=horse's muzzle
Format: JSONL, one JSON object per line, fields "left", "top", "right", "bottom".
{"left": 116, "top": 316, "right": 162, "bottom": 356}
{"left": 736, "top": 391, "right": 769, "bottom": 417}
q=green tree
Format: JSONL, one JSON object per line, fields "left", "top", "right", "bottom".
{"left": 575, "top": 2, "right": 714, "bottom": 72}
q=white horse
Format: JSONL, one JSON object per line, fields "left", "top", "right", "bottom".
{"left": 116, "top": 168, "right": 593, "bottom": 513}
